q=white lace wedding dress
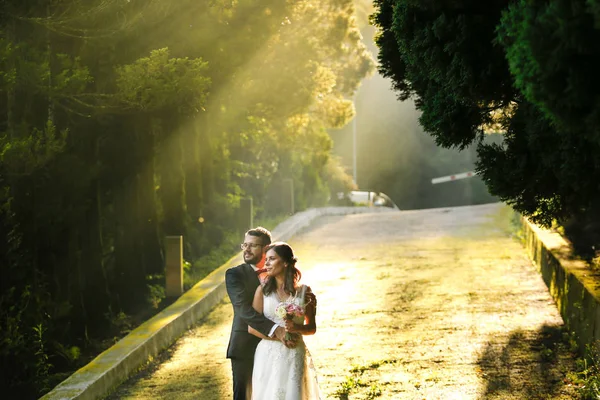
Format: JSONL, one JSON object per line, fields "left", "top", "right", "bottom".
{"left": 252, "top": 285, "right": 322, "bottom": 400}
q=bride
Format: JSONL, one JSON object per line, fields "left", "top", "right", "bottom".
{"left": 248, "top": 241, "right": 322, "bottom": 400}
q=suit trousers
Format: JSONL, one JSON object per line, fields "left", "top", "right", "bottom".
{"left": 231, "top": 357, "right": 254, "bottom": 400}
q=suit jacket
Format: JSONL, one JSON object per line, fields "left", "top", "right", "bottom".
{"left": 225, "top": 263, "right": 276, "bottom": 359}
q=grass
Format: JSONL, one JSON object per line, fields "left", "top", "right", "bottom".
{"left": 332, "top": 359, "right": 397, "bottom": 399}
{"left": 566, "top": 340, "right": 600, "bottom": 399}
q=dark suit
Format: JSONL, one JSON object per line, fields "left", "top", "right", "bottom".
{"left": 226, "top": 263, "right": 276, "bottom": 400}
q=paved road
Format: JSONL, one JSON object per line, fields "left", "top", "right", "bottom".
{"left": 111, "top": 203, "right": 579, "bottom": 399}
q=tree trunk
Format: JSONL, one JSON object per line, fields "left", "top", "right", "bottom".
{"left": 137, "top": 118, "right": 163, "bottom": 276}
{"left": 183, "top": 118, "right": 204, "bottom": 258}
{"left": 157, "top": 118, "right": 187, "bottom": 238}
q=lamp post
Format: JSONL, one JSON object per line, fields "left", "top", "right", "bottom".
{"left": 352, "top": 100, "right": 357, "bottom": 186}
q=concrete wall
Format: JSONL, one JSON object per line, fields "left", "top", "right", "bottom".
{"left": 521, "top": 216, "right": 600, "bottom": 355}
{"left": 40, "top": 206, "right": 395, "bottom": 400}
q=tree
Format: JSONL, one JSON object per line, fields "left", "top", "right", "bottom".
{"left": 372, "top": 0, "right": 600, "bottom": 226}
{"left": 486, "top": 0, "right": 600, "bottom": 225}
{"left": 372, "top": 0, "right": 514, "bottom": 146}
{"left": 1, "top": 0, "right": 372, "bottom": 396}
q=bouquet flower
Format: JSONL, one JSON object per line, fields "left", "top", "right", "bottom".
{"left": 275, "top": 302, "right": 305, "bottom": 340}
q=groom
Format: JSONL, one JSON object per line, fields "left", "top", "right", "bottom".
{"left": 225, "top": 226, "right": 290, "bottom": 400}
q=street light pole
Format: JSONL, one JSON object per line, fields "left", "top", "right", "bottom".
{"left": 353, "top": 103, "right": 357, "bottom": 186}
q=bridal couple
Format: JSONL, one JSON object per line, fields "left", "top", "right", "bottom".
{"left": 225, "top": 227, "right": 322, "bottom": 400}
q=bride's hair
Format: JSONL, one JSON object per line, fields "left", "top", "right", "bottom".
{"left": 262, "top": 241, "right": 301, "bottom": 296}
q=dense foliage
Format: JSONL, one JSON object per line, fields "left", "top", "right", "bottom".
{"left": 0, "top": 0, "right": 373, "bottom": 396}
{"left": 372, "top": 0, "right": 600, "bottom": 227}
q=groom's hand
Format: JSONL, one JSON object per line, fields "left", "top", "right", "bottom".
{"left": 273, "top": 326, "right": 286, "bottom": 341}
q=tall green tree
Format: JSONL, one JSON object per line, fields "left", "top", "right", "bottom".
{"left": 372, "top": 0, "right": 600, "bottom": 226}
{"left": 1, "top": 0, "right": 372, "bottom": 397}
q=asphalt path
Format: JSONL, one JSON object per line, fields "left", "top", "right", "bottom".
{"left": 110, "top": 203, "right": 579, "bottom": 399}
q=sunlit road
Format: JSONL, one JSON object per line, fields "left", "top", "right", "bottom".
{"left": 110, "top": 203, "right": 579, "bottom": 399}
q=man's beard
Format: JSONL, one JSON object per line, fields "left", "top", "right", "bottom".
{"left": 244, "top": 253, "right": 261, "bottom": 265}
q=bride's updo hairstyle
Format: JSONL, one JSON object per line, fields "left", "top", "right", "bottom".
{"left": 262, "top": 241, "right": 302, "bottom": 297}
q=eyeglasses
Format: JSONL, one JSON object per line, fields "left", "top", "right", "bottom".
{"left": 240, "top": 243, "right": 264, "bottom": 250}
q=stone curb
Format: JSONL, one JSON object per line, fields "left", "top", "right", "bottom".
{"left": 521, "top": 216, "right": 600, "bottom": 355}
{"left": 41, "top": 206, "right": 397, "bottom": 400}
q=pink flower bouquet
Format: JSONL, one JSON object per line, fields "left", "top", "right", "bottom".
{"left": 275, "top": 302, "right": 305, "bottom": 340}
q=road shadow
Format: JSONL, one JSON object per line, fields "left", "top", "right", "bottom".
{"left": 476, "top": 324, "right": 578, "bottom": 399}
